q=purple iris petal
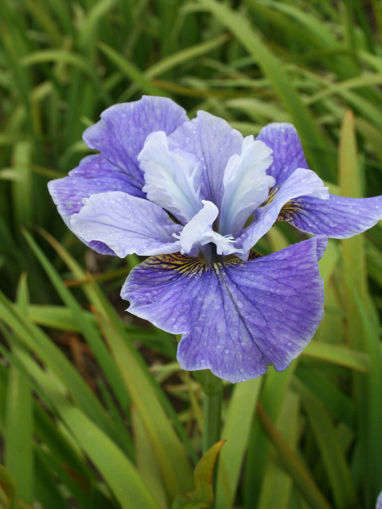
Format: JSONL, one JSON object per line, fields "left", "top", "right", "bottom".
{"left": 70, "top": 191, "right": 181, "bottom": 257}
{"left": 258, "top": 122, "right": 382, "bottom": 240}
{"left": 168, "top": 111, "right": 243, "bottom": 208}
{"left": 48, "top": 154, "right": 143, "bottom": 218}
{"left": 48, "top": 96, "right": 188, "bottom": 254}
{"left": 237, "top": 168, "right": 328, "bottom": 258}
{"left": 256, "top": 123, "right": 308, "bottom": 185}
{"left": 315, "top": 236, "right": 328, "bottom": 260}
{"left": 376, "top": 492, "right": 382, "bottom": 509}
{"left": 49, "top": 155, "right": 137, "bottom": 255}
{"left": 281, "top": 194, "right": 382, "bottom": 238}
{"left": 122, "top": 238, "right": 324, "bottom": 383}
{"left": 83, "top": 96, "right": 188, "bottom": 191}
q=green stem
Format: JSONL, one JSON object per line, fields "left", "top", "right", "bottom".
{"left": 200, "top": 373, "right": 223, "bottom": 509}
{"left": 200, "top": 372, "right": 223, "bottom": 454}
{"left": 203, "top": 388, "right": 222, "bottom": 453}
{"left": 193, "top": 369, "right": 223, "bottom": 453}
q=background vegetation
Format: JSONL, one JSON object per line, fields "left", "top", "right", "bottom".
{"left": 0, "top": 0, "right": 381, "bottom": 508}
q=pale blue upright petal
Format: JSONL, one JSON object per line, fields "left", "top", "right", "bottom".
{"left": 376, "top": 492, "right": 382, "bottom": 509}
{"left": 69, "top": 191, "right": 181, "bottom": 257}
{"left": 178, "top": 200, "right": 238, "bottom": 256}
{"left": 219, "top": 136, "right": 274, "bottom": 236}
{"left": 168, "top": 111, "right": 243, "bottom": 207}
{"left": 238, "top": 168, "right": 329, "bottom": 257}
{"left": 138, "top": 131, "right": 202, "bottom": 223}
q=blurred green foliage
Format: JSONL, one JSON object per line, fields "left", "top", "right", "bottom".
{"left": 0, "top": 0, "right": 382, "bottom": 508}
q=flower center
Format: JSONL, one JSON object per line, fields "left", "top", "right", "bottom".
{"left": 138, "top": 130, "right": 275, "bottom": 261}
{"left": 175, "top": 201, "right": 238, "bottom": 259}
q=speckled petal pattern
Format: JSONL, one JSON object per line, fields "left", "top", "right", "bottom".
{"left": 122, "top": 238, "right": 324, "bottom": 383}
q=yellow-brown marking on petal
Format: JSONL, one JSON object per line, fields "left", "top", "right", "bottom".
{"left": 143, "top": 252, "right": 244, "bottom": 277}
{"left": 278, "top": 200, "right": 302, "bottom": 221}
{"left": 260, "top": 186, "right": 279, "bottom": 207}
{"left": 144, "top": 253, "right": 208, "bottom": 275}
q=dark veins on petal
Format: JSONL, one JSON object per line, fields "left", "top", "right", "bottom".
{"left": 141, "top": 253, "right": 272, "bottom": 357}
{"left": 277, "top": 200, "right": 303, "bottom": 222}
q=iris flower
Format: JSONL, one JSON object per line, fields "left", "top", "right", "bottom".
{"left": 48, "top": 96, "right": 382, "bottom": 382}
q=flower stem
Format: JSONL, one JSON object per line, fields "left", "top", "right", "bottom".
{"left": 197, "top": 370, "right": 223, "bottom": 454}
{"left": 203, "top": 387, "right": 223, "bottom": 454}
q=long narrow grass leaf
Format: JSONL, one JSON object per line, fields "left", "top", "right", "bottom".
{"left": 195, "top": 0, "right": 335, "bottom": 178}
{"left": 216, "top": 378, "right": 261, "bottom": 509}
{"left": 294, "top": 380, "right": 358, "bottom": 509}
{"left": 256, "top": 403, "right": 331, "bottom": 509}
